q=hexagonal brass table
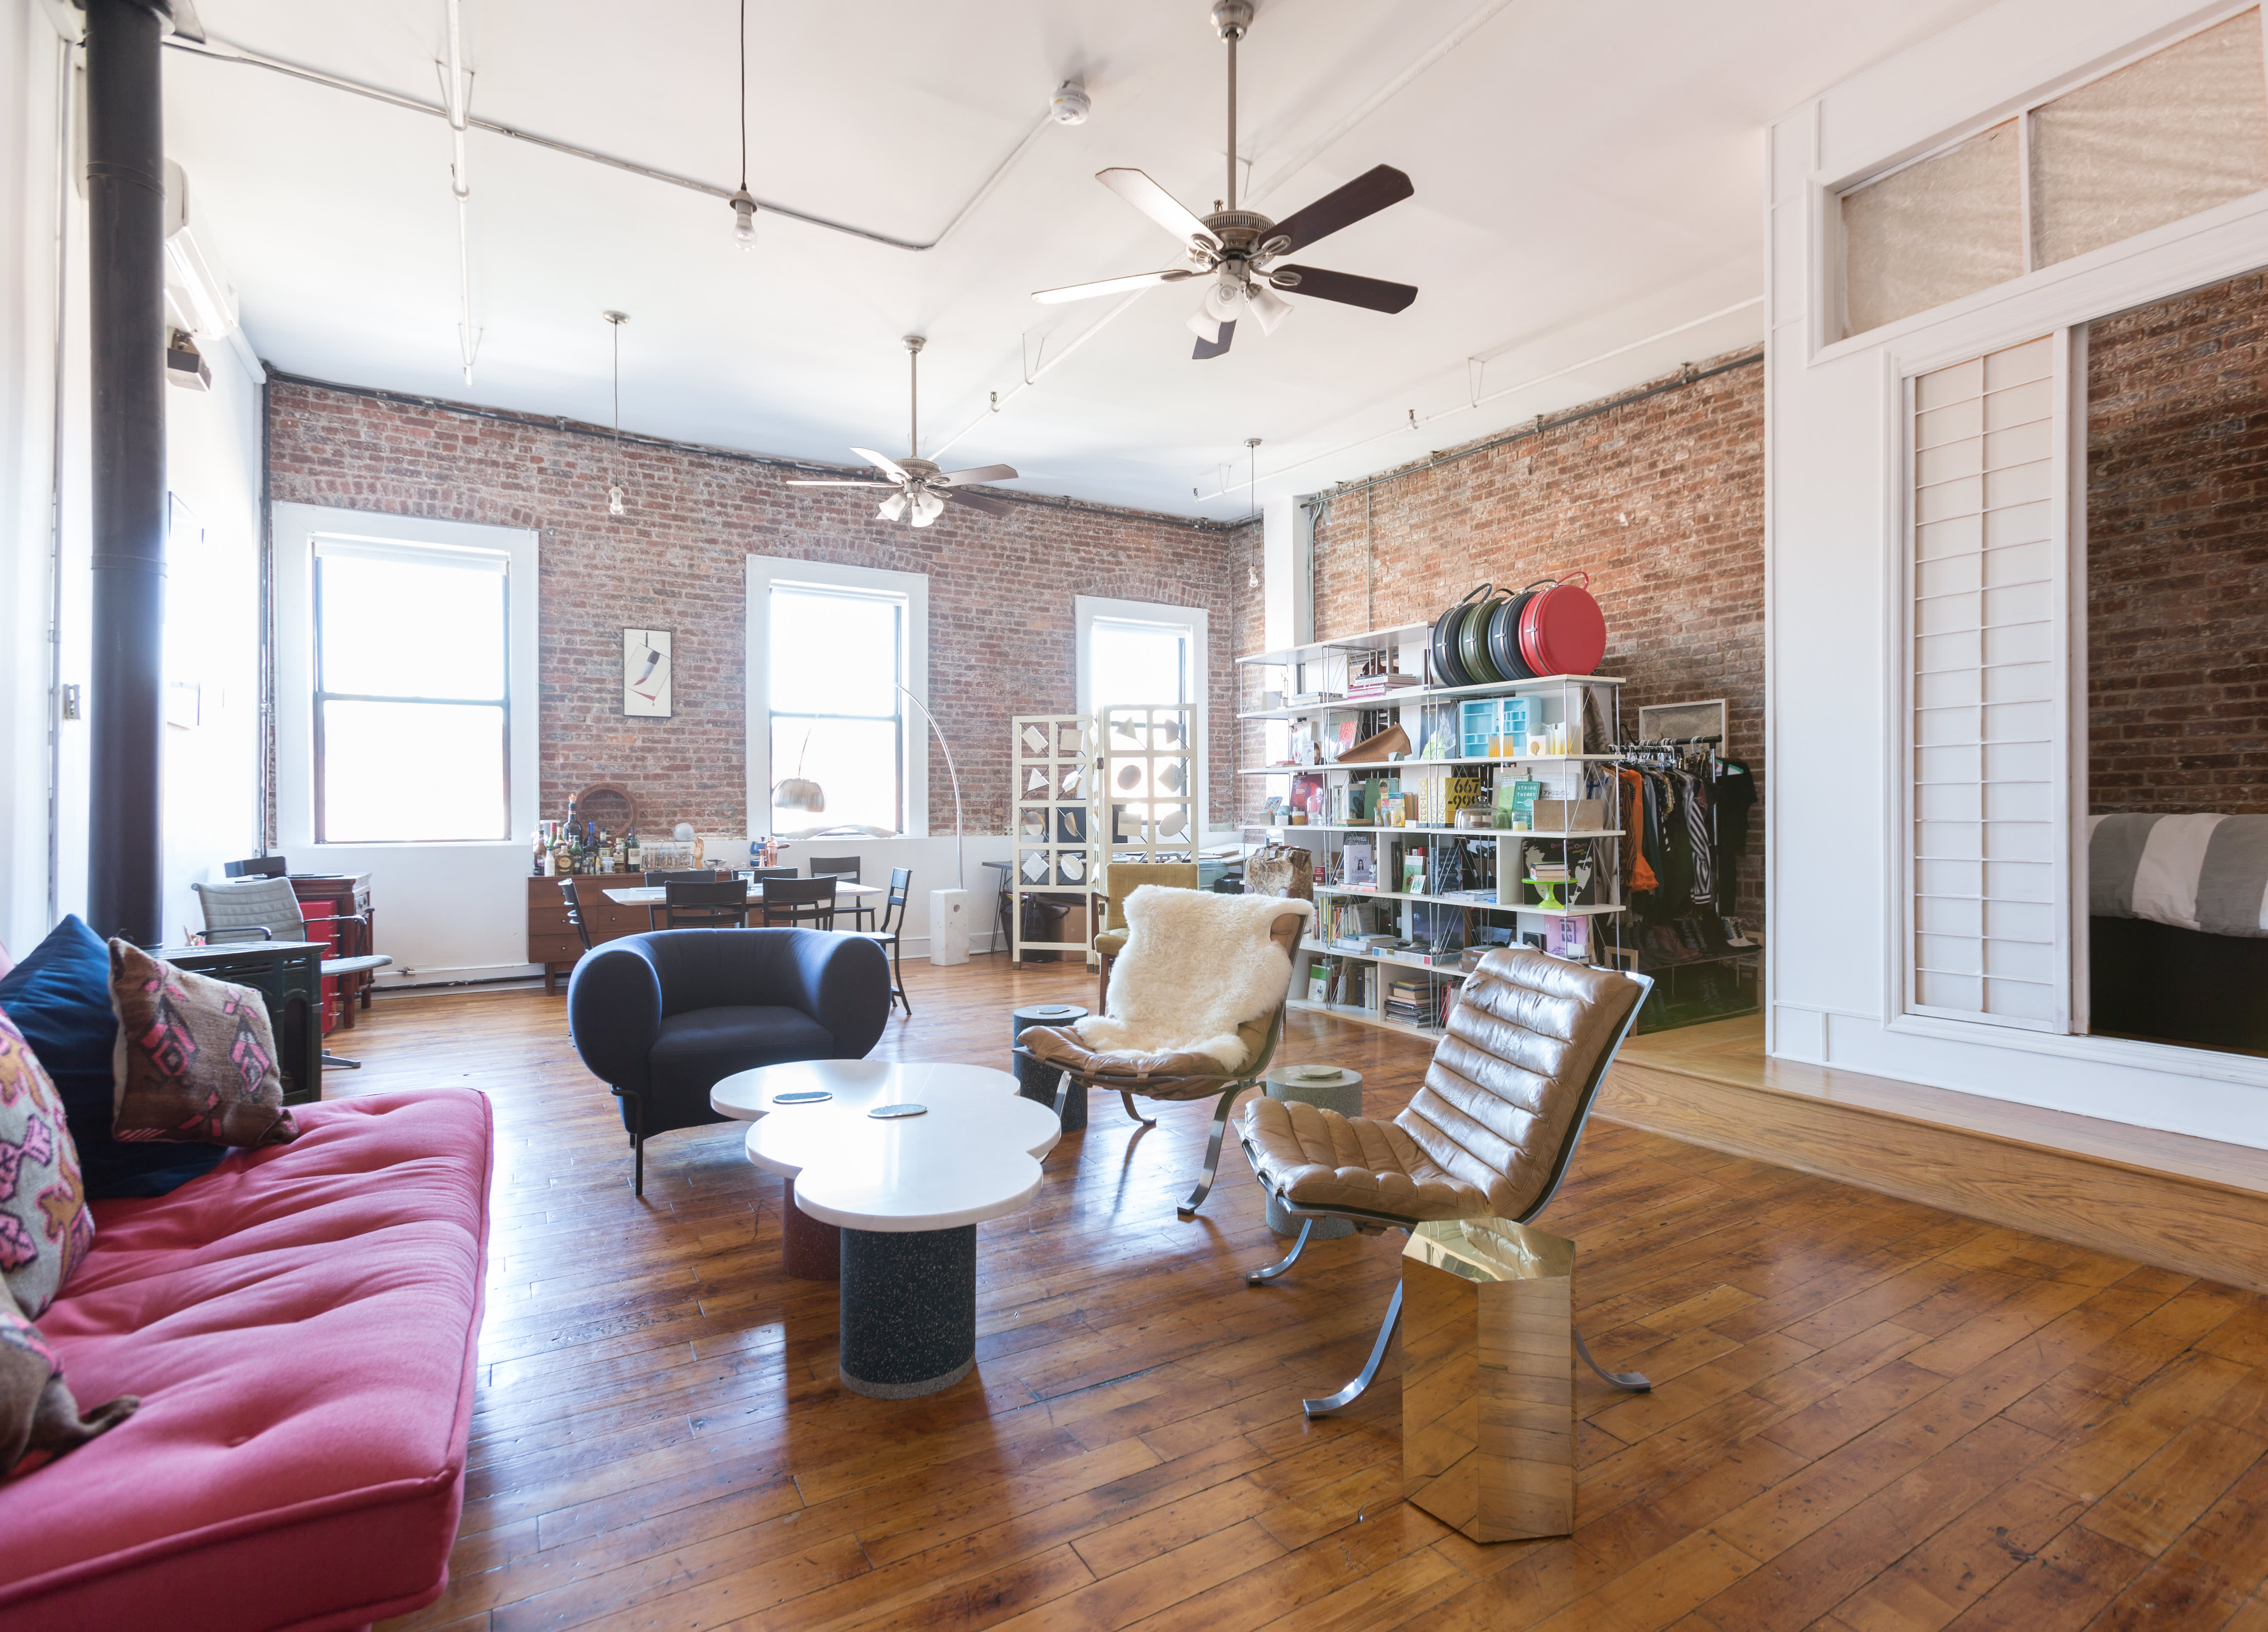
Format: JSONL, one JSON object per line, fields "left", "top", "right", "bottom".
{"left": 1401, "top": 1216, "right": 1576, "bottom": 1543}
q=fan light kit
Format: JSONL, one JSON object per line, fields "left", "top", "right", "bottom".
{"left": 783, "top": 337, "right": 1024, "bottom": 528}
{"left": 1033, "top": 0, "right": 1419, "bottom": 359}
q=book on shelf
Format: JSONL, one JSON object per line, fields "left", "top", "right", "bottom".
{"left": 1287, "top": 691, "right": 1343, "bottom": 706}
{"left": 1347, "top": 674, "right": 1421, "bottom": 698}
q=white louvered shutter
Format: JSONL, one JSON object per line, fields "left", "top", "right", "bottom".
{"left": 1908, "top": 335, "right": 2066, "bottom": 1029}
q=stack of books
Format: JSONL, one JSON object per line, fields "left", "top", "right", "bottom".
{"left": 1286, "top": 690, "right": 1343, "bottom": 706}
{"left": 1386, "top": 977, "right": 1434, "bottom": 1026}
{"left": 1347, "top": 672, "right": 1422, "bottom": 700}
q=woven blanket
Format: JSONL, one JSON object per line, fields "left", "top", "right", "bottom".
{"left": 2089, "top": 813, "right": 2268, "bottom": 938}
{"left": 1076, "top": 885, "right": 1312, "bottom": 1069}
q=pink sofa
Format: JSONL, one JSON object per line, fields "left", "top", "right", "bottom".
{"left": 0, "top": 1088, "right": 493, "bottom": 1632}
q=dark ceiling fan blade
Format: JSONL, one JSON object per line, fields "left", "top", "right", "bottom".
{"left": 1192, "top": 320, "right": 1237, "bottom": 360}
{"left": 933, "top": 464, "right": 1017, "bottom": 486}
{"left": 1273, "top": 265, "right": 1418, "bottom": 314}
{"left": 1032, "top": 268, "right": 1198, "bottom": 305}
{"left": 1266, "top": 164, "right": 1415, "bottom": 255}
{"left": 939, "top": 487, "right": 1014, "bottom": 517}
{"left": 850, "top": 447, "right": 913, "bottom": 482}
{"left": 783, "top": 479, "right": 895, "bottom": 487}
{"left": 1097, "top": 169, "right": 1223, "bottom": 251}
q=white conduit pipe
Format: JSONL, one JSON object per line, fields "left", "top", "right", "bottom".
{"left": 1246, "top": 0, "right": 1517, "bottom": 207}
{"left": 1187, "top": 294, "right": 1764, "bottom": 502}
{"left": 923, "top": 286, "right": 1152, "bottom": 463}
{"left": 443, "top": 0, "right": 479, "bottom": 384}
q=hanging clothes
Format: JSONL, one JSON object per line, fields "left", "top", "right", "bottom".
{"left": 1714, "top": 759, "right": 1757, "bottom": 907}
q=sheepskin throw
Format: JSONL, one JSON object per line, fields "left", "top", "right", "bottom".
{"left": 1076, "top": 886, "right": 1313, "bottom": 1069}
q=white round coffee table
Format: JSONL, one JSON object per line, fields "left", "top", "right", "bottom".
{"left": 710, "top": 1060, "right": 1061, "bottom": 1399}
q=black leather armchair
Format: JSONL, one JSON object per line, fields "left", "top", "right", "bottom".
{"left": 566, "top": 928, "right": 891, "bottom": 1195}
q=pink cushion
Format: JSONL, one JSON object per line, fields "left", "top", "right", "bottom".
{"left": 0, "top": 1089, "right": 492, "bottom": 1632}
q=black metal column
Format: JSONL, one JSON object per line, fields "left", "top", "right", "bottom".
{"left": 84, "top": 0, "right": 171, "bottom": 946}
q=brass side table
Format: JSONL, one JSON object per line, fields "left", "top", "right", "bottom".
{"left": 1402, "top": 1216, "right": 1576, "bottom": 1542}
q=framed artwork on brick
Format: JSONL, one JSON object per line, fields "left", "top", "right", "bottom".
{"left": 624, "top": 628, "right": 672, "bottom": 717}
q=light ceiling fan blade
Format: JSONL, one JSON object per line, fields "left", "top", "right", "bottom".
{"left": 1192, "top": 319, "right": 1237, "bottom": 361}
{"left": 1273, "top": 264, "right": 1418, "bottom": 314}
{"left": 940, "top": 487, "right": 1014, "bottom": 517}
{"left": 783, "top": 479, "right": 895, "bottom": 487}
{"left": 933, "top": 464, "right": 1017, "bottom": 486}
{"left": 850, "top": 447, "right": 913, "bottom": 482}
{"left": 1266, "top": 164, "right": 1415, "bottom": 255}
{"left": 1097, "top": 169, "right": 1223, "bottom": 250}
{"left": 1032, "top": 268, "right": 1197, "bottom": 305}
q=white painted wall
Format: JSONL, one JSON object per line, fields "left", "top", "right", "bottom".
{"left": 0, "top": 0, "right": 263, "bottom": 961}
{"left": 1768, "top": 0, "right": 2268, "bottom": 1147}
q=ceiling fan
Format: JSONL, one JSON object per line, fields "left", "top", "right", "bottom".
{"left": 1033, "top": 0, "right": 1418, "bottom": 360}
{"left": 782, "top": 337, "right": 1019, "bottom": 526}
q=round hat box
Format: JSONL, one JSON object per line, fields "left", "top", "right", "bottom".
{"left": 1518, "top": 573, "right": 1606, "bottom": 677}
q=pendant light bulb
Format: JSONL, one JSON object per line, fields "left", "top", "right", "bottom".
{"left": 607, "top": 485, "right": 626, "bottom": 517}
{"left": 729, "top": 190, "right": 757, "bottom": 250}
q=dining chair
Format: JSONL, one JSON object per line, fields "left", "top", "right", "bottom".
{"left": 758, "top": 877, "right": 837, "bottom": 930}
{"left": 559, "top": 878, "right": 594, "bottom": 951}
{"left": 662, "top": 878, "right": 752, "bottom": 929}
{"left": 190, "top": 876, "right": 393, "bottom": 1069}
{"left": 807, "top": 857, "right": 873, "bottom": 930}
{"left": 854, "top": 867, "right": 913, "bottom": 1013}
{"left": 642, "top": 870, "right": 713, "bottom": 930}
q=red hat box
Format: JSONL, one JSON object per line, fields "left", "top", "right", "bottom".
{"left": 1518, "top": 572, "right": 1606, "bottom": 676}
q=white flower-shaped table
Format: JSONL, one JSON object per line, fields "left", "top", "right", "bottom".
{"left": 710, "top": 1060, "right": 1062, "bottom": 1399}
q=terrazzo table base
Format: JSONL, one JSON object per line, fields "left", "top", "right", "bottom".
{"left": 1262, "top": 1066, "right": 1363, "bottom": 1240}
{"left": 1011, "top": 1002, "right": 1090, "bottom": 1131}
{"left": 838, "top": 1224, "right": 979, "bottom": 1397}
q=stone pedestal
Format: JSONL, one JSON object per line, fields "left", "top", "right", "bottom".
{"left": 1012, "top": 1003, "right": 1090, "bottom": 1132}
{"left": 1262, "top": 1067, "right": 1362, "bottom": 1239}
{"left": 928, "top": 888, "right": 972, "bottom": 965}
{"left": 1402, "top": 1217, "right": 1576, "bottom": 1543}
{"left": 839, "top": 1224, "right": 977, "bottom": 1398}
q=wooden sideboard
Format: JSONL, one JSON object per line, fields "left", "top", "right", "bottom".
{"left": 529, "top": 875, "right": 662, "bottom": 994}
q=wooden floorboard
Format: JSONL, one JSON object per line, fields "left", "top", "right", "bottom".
{"left": 330, "top": 956, "right": 2268, "bottom": 1632}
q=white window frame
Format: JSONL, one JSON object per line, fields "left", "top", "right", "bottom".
{"left": 745, "top": 555, "right": 929, "bottom": 840}
{"left": 270, "top": 503, "right": 538, "bottom": 854}
{"left": 1074, "top": 594, "right": 1209, "bottom": 756}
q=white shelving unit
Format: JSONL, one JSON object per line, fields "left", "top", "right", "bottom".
{"left": 1237, "top": 620, "right": 1626, "bottom": 1039}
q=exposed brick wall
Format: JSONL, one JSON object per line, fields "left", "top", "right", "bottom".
{"left": 2087, "top": 272, "right": 2268, "bottom": 815}
{"left": 266, "top": 380, "right": 1243, "bottom": 837}
{"left": 1237, "top": 351, "right": 1767, "bottom": 920}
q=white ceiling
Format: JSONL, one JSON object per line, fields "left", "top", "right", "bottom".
{"left": 160, "top": 0, "right": 1998, "bottom": 519}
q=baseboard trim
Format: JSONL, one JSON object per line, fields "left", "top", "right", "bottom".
{"left": 1601, "top": 1025, "right": 2268, "bottom": 1294}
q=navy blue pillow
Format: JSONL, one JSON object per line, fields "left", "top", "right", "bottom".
{"left": 0, "top": 915, "right": 226, "bottom": 1198}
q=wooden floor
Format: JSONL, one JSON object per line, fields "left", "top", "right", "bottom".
{"left": 347, "top": 955, "right": 2268, "bottom": 1632}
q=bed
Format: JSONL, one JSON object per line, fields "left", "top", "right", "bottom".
{"left": 2088, "top": 813, "right": 2268, "bottom": 1053}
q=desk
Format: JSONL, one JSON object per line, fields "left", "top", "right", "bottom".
{"left": 157, "top": 941, "right": 326, "bottom": 1106}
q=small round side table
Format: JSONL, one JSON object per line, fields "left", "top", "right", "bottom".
{"left": 1261, "top": 1065, "right": 1363, "bottom": 1240}
{"left": 1011, "top": 1002, "right": 1090, "bottom": 1130}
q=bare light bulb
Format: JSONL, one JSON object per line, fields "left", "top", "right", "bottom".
{"left": 607, "top": 484, "right": 626, "bottom": 517}
{"left": 729, "top": 189, "right": 758, "bottom": 251}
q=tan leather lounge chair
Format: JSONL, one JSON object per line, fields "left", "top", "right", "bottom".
{"left": 1020, "top": 901, "right": 1308, "bottom": 1218}
{"left": 1238, "top": 948, "right": 1657, "bottom": 1415}
{"left": 1091, "top": 861, "right": 1198, "bottom": 1012}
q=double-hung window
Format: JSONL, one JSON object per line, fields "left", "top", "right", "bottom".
{"left": 312, "top": 538, "right": 511, "bottom": 843}
{"left": 766, "top": 583, "right": 908, "bottom": 835}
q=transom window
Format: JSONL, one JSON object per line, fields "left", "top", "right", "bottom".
{"left": 313, "top": 537, "right": 510, "bottom": 843}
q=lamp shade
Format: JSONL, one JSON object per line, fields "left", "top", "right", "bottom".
{"left": 772, "top": 778, "right": 826, "bottom": 813}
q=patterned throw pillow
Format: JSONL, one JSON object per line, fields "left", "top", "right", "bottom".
{"left": 107, "top": 941, "right": 298, "bottom": 1150}
{"left": 0, "top": 1274, "right": 137, "bottom": 1476}
{"left": 0, "top": 1007, "right": 94, "bottom": 1319}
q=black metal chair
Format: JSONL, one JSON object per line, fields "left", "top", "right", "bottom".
{"left": 663, "top": 878, "right": 751, "bottom": 929}
{"left": 758, "top": 877, "right": 837, "bottom": 930}
{"left": 982, "top": 859, "right": 1015, "bottom": 955}
{"left": 559, "top": 878, "right": 594, "bottom": 950}
{"left": 855, "top": 867, "right": 913, "bottom": 1013}
{"left": 744, "top": 867, "right": 799, "bottom": 881}
{"left": 642, "top": 870, "right": 713, "bottom": 930}
{"left": 808, "top": 857, "right": 873, "bottom": 930}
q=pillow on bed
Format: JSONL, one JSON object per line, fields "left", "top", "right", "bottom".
{"left": 0, "top": 918, "right": 227, "bottom": 1198}
{"left": 108, "top": 941, "right": 298, "bottom": 1150}
{"left": 0, "top": 1007, "right": 94, "bottom": 1318}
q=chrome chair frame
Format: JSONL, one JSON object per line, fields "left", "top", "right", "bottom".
{"left": 1246, "top": 967, "right": 1658, "bottom": 1416}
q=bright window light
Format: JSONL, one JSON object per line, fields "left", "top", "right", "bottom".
{"left": 769, "top": 585, "right": 905, "bottom": 834}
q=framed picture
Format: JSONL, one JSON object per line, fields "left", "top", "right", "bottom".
{"left": 624, "top": 628, "right": 671, "bottom": 717}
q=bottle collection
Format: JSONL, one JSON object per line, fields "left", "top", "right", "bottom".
{"left": 532, "top": 797, "right": 642, "bottom": 877}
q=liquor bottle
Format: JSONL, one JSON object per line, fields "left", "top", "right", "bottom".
{"left": 624, "top": 827, "right": 640, "bottom": 873}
